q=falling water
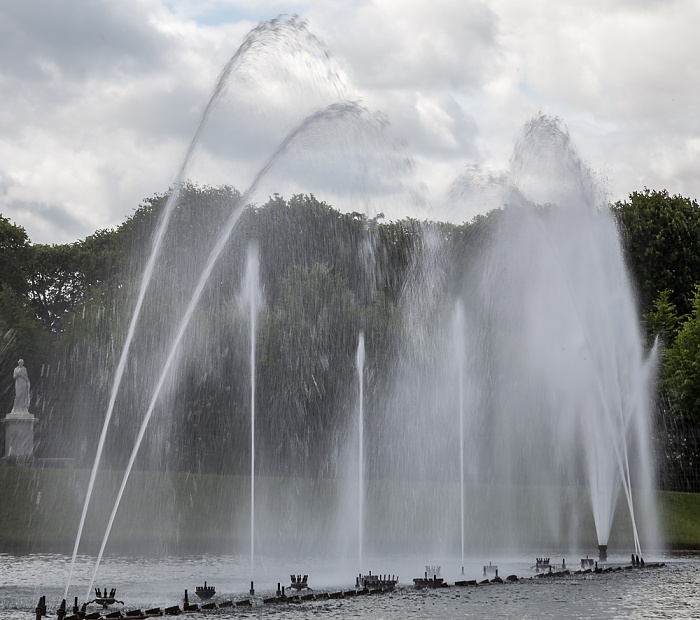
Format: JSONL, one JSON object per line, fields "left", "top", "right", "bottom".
{"left": 244, "top": 244, "right": 261, "bottom": 583}
{"left": 443, "top": 114, "right": 658, "bottom": 555}
{"left": 65, "top": 14, "right": 342, "bottom": 599}
{"left": 85, "top": 100, "right": 395, "bottom": 596}
{"left": 64, "top": 15, "right": 659, "bottom": 588}
{"left": 454, "top": 301, "right": 465, "bottom": 574}
{"left": 528, "top": 202, "right": 643, "bottom": 555}
{"left": 63, "top": 19, "right": 235, "bottom": 603}
{"left": 348, "top": 114, "right": 658, "bottom": 561}
{"left": 356, "top": 331, "right": 365, "bottom": 574}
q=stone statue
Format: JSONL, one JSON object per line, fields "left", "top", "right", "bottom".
{"left": 12, "top": 359, "right": 30, "bottom": 412}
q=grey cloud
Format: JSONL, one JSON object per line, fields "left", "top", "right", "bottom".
{"left": 389, "top": 93, "right": 479, "bottom": 160}
{"left": 116, "top": 81, "right": 206, "bottom": 146}
{"left": 2, "top": 1, "right": 696, "bottom": 246}
{"left": 326, "top": 0, "right": 500, "bottom": 93}
{"left": 0, "top": 171, "right": 15, "bottom": 196}
{"left": 0, "top": 0, "right": 185, "bottom": 149}
{"left": 4, "top": 198, "right": 89, "bottom": 243}
{"left": 0, "top": 1, "right": 170, "bottom": 84}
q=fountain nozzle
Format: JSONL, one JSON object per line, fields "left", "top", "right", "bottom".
{"left": 56, "top": 599, "right": 66, "bottom": 620}
{"left": 598, "top": 544, "right": 608, "bottom": 562}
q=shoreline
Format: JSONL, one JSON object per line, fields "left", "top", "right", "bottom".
{"left": 1, "top": 465, "right": 698, "bottom": 554}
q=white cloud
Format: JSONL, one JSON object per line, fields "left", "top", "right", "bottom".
{"left": 0, "top": 0, "right": 698, "bottom": 243}
{"left": 476, "top": 0, "right": 700, "bottom": 203}
{"left": 310, "top": 0, "right": 499, "bottom": 91}
{"left": 0, "top": 0, "right": 232, "bottom": 242}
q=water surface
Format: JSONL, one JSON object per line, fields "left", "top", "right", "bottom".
{"left": 1, "top": 553, "right": 697, "bottom": 619}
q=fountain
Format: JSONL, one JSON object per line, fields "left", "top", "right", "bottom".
{"left": 356, "top": 331, "right": 365, "bottom": 575}
{"left": 54, "top": 15, "right": 660, "bottom": 607}
{"left": 241, "top": 243, "right": 263, "bottom": 583}
{"left": 341, "top": 114, "right": 659, "bottom": 562}
{"left": 453, "top": 301, "right": 466, "bottom": 575}
{"left": 62, "top": 15, "right": 344, "bottom": 596}
{"left": 62, "top": 16, "right": 414, "bottom": 600}
{"left": 437, "top": 115, "right": 660, "bottom": 556}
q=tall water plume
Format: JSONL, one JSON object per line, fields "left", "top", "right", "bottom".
{"left": 62, "top": 13, "right": 661, "bottom": 595}
{"left": 345, "top": 114, "right": 659, "bottom": 561}
{"left": 446, "top": 114, "right": 659, "bottom": 553}
{"left": 240, "top": 243, "right": 263, "bottom": 581}
{"left": 356, "top": 331, "right": 365, "bottom": 573}
{"left": 65, "top": 15, "right": 348, "bottom": 597}
{"left": 454, "top": 300, "right": 466, "bottom": 573}
{"left": 69, "top": 15, "right": 420, "bottom": 595}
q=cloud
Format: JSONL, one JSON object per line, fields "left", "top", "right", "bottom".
{"left": 4, "top": 198, "right": 85, "bottom": 244}
{"left": 0, "top": 170, "right": 14, "bottom": 197}
{"left": 477, "top": 0, "right": 700, "bottom": 203}
{"left": 0, "top": 0, "right": 698, "bottom": 243}
{"left": 310, "top": 0, "right": 500, "bottom": 93}
{"left": 0, "top": 1, "right": 170, "bottom": 87}
{"left": 0, "top": 0, "right": 233, "bottom": 242}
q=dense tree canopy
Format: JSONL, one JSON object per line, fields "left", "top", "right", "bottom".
{"left": 664, "top": 286, "right": 700, "bottom": 423}
{"left": 0, "top": 215, "right": 31, "bottom": 296}
{"left": 1, "top": 184, "right": 699, "bottom": 488}
{"left": 612, "top": 189, "right": 700, "bottom": 318}
{"left": 0, "top": 216, "right": 43, "bottom": 382}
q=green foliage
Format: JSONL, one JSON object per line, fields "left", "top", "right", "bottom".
{"left": 4, "top": 183, "right": 700, "bottom": 480}
{"left": 613, "top": 189, "right": 700, "bottom": 317}
{"left": 250, "top": 193, "right": 371, "bottom": 306}
{"left": 644, "top": 289, "right": 679, "bottom": 350}
{"left": 665, "top": 285, "right": 700, "bottom": 424}
{"left": 257, "top": 264, "right": 364, "bottom": 475}
{"left": 27, "top": 242, "right": 85, "bottom": 330}
{"left": 657, "top": 490, "right": 700, "bottom": 548}
{"left": 0, "top": 216, "right": 44, "bottom": 387}
{"left": 0, "top": 215, "right": 31, "bottom": 295}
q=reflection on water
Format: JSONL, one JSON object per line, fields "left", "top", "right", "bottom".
{"left": 0, "top": 553, "right": 697, "bottom": 619}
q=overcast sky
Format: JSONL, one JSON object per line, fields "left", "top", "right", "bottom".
{"left": 1, "top": 0, "right": 698, "bottom": 244}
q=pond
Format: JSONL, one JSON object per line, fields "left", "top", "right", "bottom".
{"left": 1, "top": 552, "right": 697, "bottom": 619}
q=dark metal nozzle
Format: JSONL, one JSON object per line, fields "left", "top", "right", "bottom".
{"left": 598, "top": 544, "right": 608, "bottom": 562}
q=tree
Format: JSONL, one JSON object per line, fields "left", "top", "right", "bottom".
{"left": 0, "top": 215, "right": 31, "bottom": 295}
{"left": 643, "top": 289, "right": 679, "bottom": 351}
{"left": 257, "top": 263, "right": 363, "bottom": 476}
{"left": 612, "top": 189, "right": 700, "bottom": 317}
{"left": 665, "top": 285, "right": 700, "bottom": 425}
{"left": 27, "top": 243, "right": 85, "bottom": 331}
{"left": 250, "top": 193, "right": 370, "bottom": 306}
{"left": 0, "top": 216, "right": 44, "bottom": 395}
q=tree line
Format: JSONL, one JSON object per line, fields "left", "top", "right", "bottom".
{"left": 1, "top": 186, "right": 699, "bottom": 488}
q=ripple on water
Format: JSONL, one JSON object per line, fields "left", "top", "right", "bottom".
{"left": 0, "top": 555, "right": 698, "bottom": 620}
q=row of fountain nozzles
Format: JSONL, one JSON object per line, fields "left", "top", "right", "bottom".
{"left": 36, "top": 596, "right": 92, "bottom": 620}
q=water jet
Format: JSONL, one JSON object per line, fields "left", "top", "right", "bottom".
{"left": 55, "top": 17, "right": 661, "bottom": 602}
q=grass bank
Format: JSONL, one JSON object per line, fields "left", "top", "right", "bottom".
{"left": 0, "top": 465, "right": 697, "bottom": 554}
{"left": 657, "top": 491, "right": 700, "bottom": 549}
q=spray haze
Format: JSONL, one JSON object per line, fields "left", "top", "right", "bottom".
{"left": 62, "top": 17, "right": 659, "bottom": 597}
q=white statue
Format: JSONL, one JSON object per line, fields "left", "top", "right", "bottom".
{"left": 12, "top": 359, "right": 30, "bottom": 412}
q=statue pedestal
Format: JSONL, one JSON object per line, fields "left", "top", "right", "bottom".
{"left": 3, "top": 410, "right": 36, "bottom": 460}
